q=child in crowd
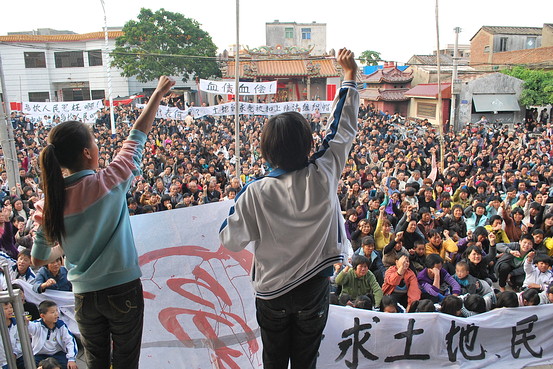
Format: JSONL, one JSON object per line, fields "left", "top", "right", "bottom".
{"left": 408, "top": 240, "right": 427, "bottom": 274}
{"left": 9, "top": 249, "right": 35, "bottom": 283}
{"left": 461, "top": 294, "right": 488, "bottom": 316}
{"left": 379, "top": 295, "right": 400, "bottom": 313}
{"left": 0, "top": 302, "right": 24, "bottom": 369}
{"left": 496, "top": 291, "right": 519, "bottom": 308}
{"left": 518, "top": 288, "right": 541, "bottom": 306}
{"left": 33, "top": 257, "right": 72, "bottom": 293}
{"left": 440, "top": 295, "right": 463, "bottom": 317}
{"left": 522, "top": 252, "right": 553, "bottom": 291}
{"left": 454, "top": 261, "right": 493, "bottom": 297}
{"left": 11, "top": 284, "right": 40, "bottom": 320}
{"left": 410, "top": 299, "right": 435, "bottom": 312}
{"left": 31, "top": 76, "right": 175, "bottom": 369}
{"left": 383, "top": 231, "right": 409, "bottom": 267}
{"left": 539, "top": 284, "right": 553, "bottom": 305}
{"left": 219, "top": 49, "right": 359, "bottom": 369}
{"left": 27, "top": 300, "right": 78, "bottom": 369}
{"left": 496, "top": 234, "right": 535, "bottom": 291}
{"left": 37, "top": 357, "right": 62, "bottom": 369}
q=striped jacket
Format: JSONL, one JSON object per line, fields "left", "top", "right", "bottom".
{"left": 28, "top": 319, "right": 78, "bottom": 362}
{"left": 219, "top": 81, "right": 359, "bottom": 299}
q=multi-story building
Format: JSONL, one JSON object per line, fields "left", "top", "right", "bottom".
{"left": 265, "top": 21, "right": 326, "bottom": 55}
{"left": 0, "top": 29, "right": 196, "bottom": 106}
{"left": 470, "top": 24, "right": 553, "bottom": 69}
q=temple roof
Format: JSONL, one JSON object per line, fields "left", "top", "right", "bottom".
{"left": 405, "top": 83, "right": 452, "bottom": 99}
{"left": 360, "top": 65, "right": 413, "bottom": 84}
{"left": 359, "top": 88, "right": 410, "bottom": 101}
{"left": 224, "top": 59, "right": 339, "bottom": 78}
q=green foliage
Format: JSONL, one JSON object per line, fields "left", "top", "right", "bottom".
{"left": 501, "top": 66, "right": 553, "bottom": 106}
{"left": 111, "top": 8, "right": 220, "bottom": 83}
{"left": 359, "top": 50, "right": 381, "bottom": 66}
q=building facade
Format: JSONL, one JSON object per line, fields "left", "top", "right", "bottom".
{"left": 358, "top": 63, "right": 413, "bottom": 116}
{"left": 0, "top": 30, "right": 196, "bottom": 106}
{"left": 470, "top": 24, "right": 553, "bottom": 69}
{"left": 265, "top": 21, "right": 326, "bottom": 55}
{"left": 456, "top": 72, "right": 524, "bottom": 127}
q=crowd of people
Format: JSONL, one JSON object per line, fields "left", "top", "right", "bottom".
{"left": 0, "top": 79, "right": 552, "bottom": 366}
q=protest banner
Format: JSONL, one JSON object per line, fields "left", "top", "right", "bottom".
{"left": 129, "top": 201, "right": 553, "bottom": 369}
{"left": 199, "top": 79, "right": 277, "bottom": 95}
{"left": 21, "top": 100, "right": 103, "bottom": 124}
{"left": 136, "top": 100, "right": 332, "bottom": 120}
{"left": 9, "top": 201, "right": 553, "bottom": 368}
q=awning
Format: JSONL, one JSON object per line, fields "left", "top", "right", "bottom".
{"left": 472, "top": 94, "right": 520, "bottom": 112}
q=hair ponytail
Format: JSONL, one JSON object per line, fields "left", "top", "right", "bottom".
{"left": 40, "top": 144, "right": 66, "bottom": 243}
{"left": 39, "top": 120, "right": 92, "bottom": 244}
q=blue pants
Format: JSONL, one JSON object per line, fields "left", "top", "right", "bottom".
{"left": 255, "top": 275, "right": 330, "bottom": 369}
{"left": 74, "top": 279, "right": 144, "bottom": 369}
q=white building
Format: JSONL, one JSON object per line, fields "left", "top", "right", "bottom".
{"left": 0, "top": 29, "right": 196, "bottom": 105}
{"left": 265, "top": 21, "right": 326, "bottom": 55}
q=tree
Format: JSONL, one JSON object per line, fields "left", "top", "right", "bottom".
{"left": 111, "top": 8, "right": 220, "bottom": 83}
{"left": 359, "top": 50, "right": 382, "bottom": 66}
{"left": 501, "top": 66, "right": 553, "bottom": 106}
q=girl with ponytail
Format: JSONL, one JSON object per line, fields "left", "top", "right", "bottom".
{"left": 32, "top": 76, "right": 175, "bottom": 369}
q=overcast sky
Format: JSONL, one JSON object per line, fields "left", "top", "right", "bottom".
{"left": 1, "top": 0, "right": 551, "bottom": 63}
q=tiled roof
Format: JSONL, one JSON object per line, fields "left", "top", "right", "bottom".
{"left": 405, "top": 83, "right": 452, "bottom": 99}
{"left": 225, "top": 59, "right": 339, "bottom": 78}
{"left": 408, "top": 54, "right": 455, "bottom": 66}
{"left": 470, "top": 26, "right": 543, "bottom": 40}
{"left": 481, "top": 26, "right": 542, "bottom": 35}
{"left": 0, "top": 31, "right": 123, "bottom": 42}
{"left": 358, "top": 88, "right": 410, "bottom": 101}
{"left": 379, "top": 89, "right": 411, "bottom": 101}
{"left": 361, "top": 68, "right": 413, "bottom": 84}
{"left": 359, "top": 89, "right": 380, "bottom": 100}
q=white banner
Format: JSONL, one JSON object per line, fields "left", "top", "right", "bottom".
{"left": 21, "top": 100, "right": 103, "bottom": 124}
{"left": 130, "top": 201, "right": 553, "bottom": 369}
{"left": 136, "top": 100, "right": 332, "bottom": 120}
{"left": 200, "top": 79, "right": 277, "bottom": 95}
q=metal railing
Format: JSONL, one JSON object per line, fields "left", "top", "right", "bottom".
{"left": 0, "top": 264, "right": 35, "bottom": 369}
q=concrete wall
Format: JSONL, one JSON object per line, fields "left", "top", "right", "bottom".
{"left": 456, "top": 73, "right": 524, "bottom": 129}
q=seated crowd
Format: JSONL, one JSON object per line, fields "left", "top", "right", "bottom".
{"left": 0, "top": 101, "right": 552, "bottom": 364}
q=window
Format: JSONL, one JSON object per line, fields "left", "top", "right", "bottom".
{"left": 54, "top": 51, "right": 84, "bottom": 68}
{"left": 88, "top": 50, "right": 103, "bottom": 66}
{"left": 24, "top": 52, "right": 46, "bottom": 68}
{"left": 483, "top": 45, "right": 490, "bottom": 53}
{"left": 91, "top": 90, "right": 105, "bottom": 100}
{"left": 285, "top": 27, "right": 294, "bottom": 39}
{"left": 28, "top": 92, "right": 50, "bottom": 102}
{"left": 417, "top": 103, "right": 437, "bottom": 118}
{"left": 526, "top": 37, "right": 537, "bottom": 49}
{"left": 499, "top": 37, "right": 508, "bottom": 52}
{"left": 301, "top": 28, "right": 311, "bottom": 40}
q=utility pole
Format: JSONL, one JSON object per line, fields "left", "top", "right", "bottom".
{"left": 0, "top": 54, "right": 21, "bottom": 195}
{"left": 234, "top": 0, "right": 241, "bottom": 181}
{"left": 450, "top": 27, "right": 461, "bottom": 132}
{"left": 100, "top": 0, "right": 116, "bottom": 135}
{"left": 435, "top": 0, "right": 444, "bottom": 171}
